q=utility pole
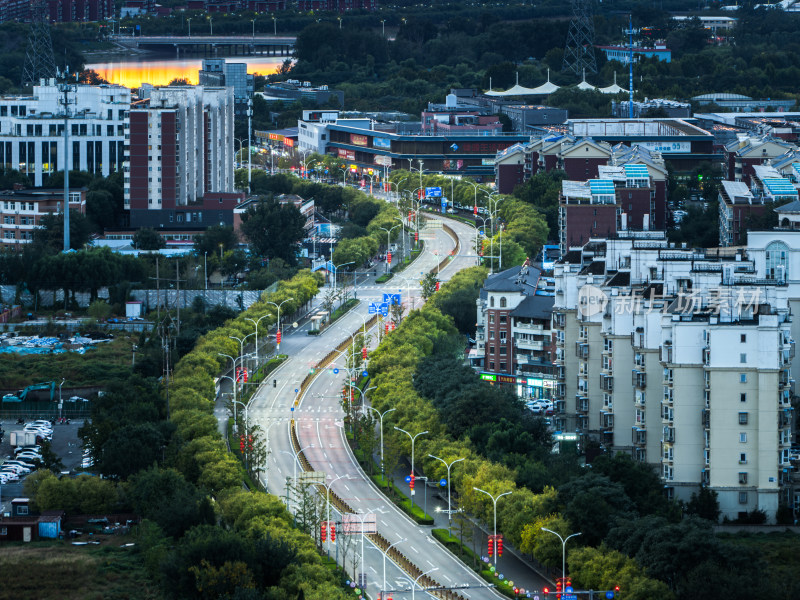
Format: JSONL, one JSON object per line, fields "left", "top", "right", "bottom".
{"left": 150, "top": 258, "right": 185, "bottom": 333}
{"left": 58, "top": 82, "right": 75, "bottom": 252}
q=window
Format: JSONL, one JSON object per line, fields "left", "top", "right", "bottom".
{"left": 500, "top": 316, "right": 507, "bottom": 324}
{"left": 489, "top": 361, "right": 495, "bottom": 370}
{"left": 500, "top": 332, "right": 507, "bottom": 342}
{"left": 739, "top": 433, "right": 747, "bottom": 443}
{"left": 489, "top": 331, "right": 495, "bottom": 340}
{"left": 0, "top": 527, "right": 6, "bottom": 536}
{"left": 738, "top": 492, "right": 748, "bottom": 504}
{"left": 765, "top": 241, "right": 789, "bottom": 280}
{"left": 740, "top": 393, "right": 747, "bottom": 403}
{"left": 489, "top": 346, "right": 495, "bottom": 354}
{"left": 739, "top": 453, "right": 747, "bottom": 464}
{"left": 740, "top": 353, "right": 747, "bottom": 364}
{"left": 489, "top": 314, "right": 494, "bottom": 324}
{"left": 490, "top": 296, "right": 495, "bottom": 307}
{"left": 740, "top": 334, "right": 747, "bottom": 343}
{"left": 17, "top": 505, "right": 28, "bottom": 516}
{"left": 738, "top": 412, "right": 749, "bottom": 425}
{"left": 740, "top": 373, "right": 747, "bottom": 383}
{"left": 499, "top": 362, "right": 506, "bottom": 371}
{"left": 500, "top": 297, "right": 507, "bottom": 308}
{"left": 499, "top": 347, "right": 507, "bottom": 355}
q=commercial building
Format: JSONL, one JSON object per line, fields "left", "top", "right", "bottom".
{"left": 0, "top": 187, "right": 86, "bottom": 249}
{"left": 612, "top": 99, "right": 692, "bottom": 119}
{"left": 124, "top": 84, "right": 240, "bottom": 229}
{"left": 421, "top": 94, "right": 502, "bottom": 135}
{"left": 498, "top": 104, "right": 568, "bottom": 133}
{"left": 0, "top": 81, "right": 129, "bottom": 187}
{"left": 296, "top": 110, "right": 528, "bottom": 179}
{"left": 552, "top": 228, "right": 796, "bottom": 522}
{"left": 596, "top": 44, "right": 671, "bottom": 64}
{"left": 198, "top": 59, "right": 254, "bottom": 116}
{"left": 473, "top": 263, "right": 557, "bottom": 400}
{"left": 693, "top": 95, "right": 797, "bottom": 113}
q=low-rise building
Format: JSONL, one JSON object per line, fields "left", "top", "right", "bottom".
{"left": 0, "top": 187, "right": 86, "bottom": 249}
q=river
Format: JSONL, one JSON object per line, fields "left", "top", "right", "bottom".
{"left": 85, "top": 55, "right": 286, "bottom": 88}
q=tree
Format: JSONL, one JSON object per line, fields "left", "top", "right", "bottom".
{"left": 558, "top": 473, "right": 635, "bottom": 545}
{"left": 132, "top": 228, "right": 166, "bottom": 250}
{"left": 239, "top": 198, "right": 305, "bottom": 265}
{"left": 86, "top": 189, "right": 117, "bottom": 231}
{"left": 685, "top": 486, "right": 720, "bottom": 522}
{"left": 194, "top": 225, "right": 238, "bottom": 257}
{"left": 99, "top": 422, "right": 170, "bottom": 480}
{"left": 420, "top": 272, "right": 438, "bottom": 300}
{"left": 31, "top": 211, "right": 92, "bottom": 252}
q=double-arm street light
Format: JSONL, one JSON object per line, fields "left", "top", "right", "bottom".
{"left": 429, "top": 454, "right": 465, "bottom": 536}
{"left": 281, "top": 443, "right": 314, "bottom": 511}
{"left": 473, "top": 487, "right": 512, "bottom": 565}
{"left": 362, "top": 406, "right": 396, "bottom": 474}
{"left": 394, "top": 426, "right": 428, "bottom": 509}
{"left": 245, "top": 313, "right": 272, "bottom": 366}
{"left": 379, "top": 224, "right": 401, "bottom": 273}
{"left": 333, "top": 260, "right": 355, "bottom": 296}
{"left": 265, "top": 297, "right": 294, "bottom": 352}
{"left": 324, "top": 474, "right": 350, "bottom": 556}
{"left": 381, "top": 537, "right": 406, "bottom": 594}
{"left": 407, "top": 567, "right": 438, "bottom": 600}
{"left": 541, "top": 528, "right": 582, "bottom": 589}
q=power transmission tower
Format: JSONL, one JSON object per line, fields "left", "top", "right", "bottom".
{"left": 22, "top": 0, "right": 58, "bottom": 87}
{"left": 563, "top": 0, "right": 597, "bottom": 76}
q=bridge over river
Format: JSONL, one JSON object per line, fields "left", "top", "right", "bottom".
{"left": 111, "top": 34, "right": 296, "bottom": 57}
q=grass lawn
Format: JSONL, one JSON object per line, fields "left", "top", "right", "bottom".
{"left": 0, "top": 537, "right": 163, "bottom": 600}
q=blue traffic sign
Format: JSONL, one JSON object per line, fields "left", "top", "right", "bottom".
{"left": 425, "top": 187, "right": 442, "bottom": 198}
{"left": 362, "top": 370, "right": 369, "bottom": 377}
{"left": 368, "top": 303, "right": 379, "bottom": 314}
{"left": 294, "top": 388, "right": 299, "bottom": 393}
{"left": 405, "top": 475, "right": 412, "bottom": 483}
{"left": 382, "top": 293, "right": 401, "bottom": 305}
{"left": 290, "top": 406, "right": 294, "bottom": 412}
{"left": 565, "top": 587, "right": 573, "bottom": 594}
{"left": 440, "top": 478, "right": 447, "bottom": 487}
{"left": 605, "top": 592, "right": 615, "bottom": 600}
{"left": 333, "top": 368, "right": 340, "bottom": 374}
{"left": 450, "top": 143, "right": 459, "bottom": 151}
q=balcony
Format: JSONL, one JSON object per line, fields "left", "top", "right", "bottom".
{"left": 660, "top": 341, "right": 673, "bottom": 363}
{"left": 576, "top": 396, "right": 589, "bottom": 414}
{"left": 577, "top": 415, "right": 589, "bottom": 431}
{"left": 663, "top": 389, "right": 674, "bottom": 404}
{"left": 780, "top": 389, "right": 791, "bottom": 407}
{"left": 632, "top": 371, "right": 647, "bottom": 390}
{"left": 663, "top": 426, "right": 675, "bottom": 443}
{"left": 600, "top": 411, "right": 614, "bottom": 430}
{"left": 516, "top": 338, "right": 544, "bottom": 351}
{"left": 576, "top": 342, "right": 589, "bottom": 360}
{"left": 516, "top": 322, "right": 544, "bottom": 334}
{"left": 701, "top": 469, "right": 710, "bottom": 486}
{"left": 702, "top": 408, "right": 710, "bottom": 430}
{"left": 553, "top": 313, "right": 566, "bottom": 329}
{"left": 555, "top": 365, "right": 565, "bottom": 380}
{"left": 702, "top": 347, "right": 711, "bottom": 367}
{"left": 632, "top": 427, "right": 647, "bottom": 446}
{"left": 600, "top": 374, "right": 614, "bottom": 392}
{"left": 554, "top": 399, "right": 566, "bottom": 414}
{"left": 634, "top": 447, "right": 647, "bottom": 462}
{"left": 635, "top": 391, "right": 646, "bottom": 408}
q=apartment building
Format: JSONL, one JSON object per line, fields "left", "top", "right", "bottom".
{"left": 125, "top": 84, "right": 238, "bottom": 229}
{"left": 723, "top": 135, "right": 797, "bottom": 185}
{"left": 473, "top": 264, "right": 556, "bottom": 399}
{"left": 0, "top": 82, "right": 129, "bottom": 187}
{"left": 0, "top": 187, "right": 86, "bottom": 248}
{"left": 553, "top": 229, "right": 796, "bottom": 521}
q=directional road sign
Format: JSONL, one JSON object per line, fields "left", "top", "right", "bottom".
{"left": 425, "top": 187, "right": 442, "bottom": 198}
{"left": 383, "top": 293, "right": 401, "bottom": 305}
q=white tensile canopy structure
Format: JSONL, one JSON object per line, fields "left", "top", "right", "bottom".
{"left": 597, "top": 72, "right": 628, "bottom": 95}
{"left": 576, "top": 69, "right": 596, "bottom": 91}
{"left": 484, "top": 70, "right": 560, "bottom": 97}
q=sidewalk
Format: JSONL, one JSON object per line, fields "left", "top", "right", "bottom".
{"left": 387, "top": 464, "right": 554, "bottom": 594}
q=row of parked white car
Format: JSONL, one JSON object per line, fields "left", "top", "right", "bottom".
{"left": 526, "top": 399, "right": 554, "bottom": 415}
{"left": 0, "top": 421, "right": 51, "bottom": 484}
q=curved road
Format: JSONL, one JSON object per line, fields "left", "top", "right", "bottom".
{"left": 246, "top": 216, "right": 546, "bottom": 599}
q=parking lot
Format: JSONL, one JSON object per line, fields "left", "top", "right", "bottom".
{"left": 0, "top": 419, "right": 85, "bottom": 515}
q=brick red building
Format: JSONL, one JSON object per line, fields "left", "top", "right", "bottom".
{"left": 723, "top": 136, "right": 796, "bottom": 185}
{"left": 0, "top": 187, "right": 86, "bottom": 249}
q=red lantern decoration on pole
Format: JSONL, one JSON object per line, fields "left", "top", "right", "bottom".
{"left": 362, "top": 347, "right": 367, "bottom": 360}
{"left": 276, "top": 329, "right": 282, "bottom": 346}
{"left": 321, "top": 522, "right": 327, "bottom": 542}
{"left": 488, "top": 536, "right": 494, "bottom": 557}
{"left": 387, "top": 251, "right": 392, "bottom": 264}
{"left": 330, "top": 523, "right": 336, "bottom": 541}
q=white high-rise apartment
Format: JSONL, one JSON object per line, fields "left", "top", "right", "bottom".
{"left": 0, "top": 80, "right": 130, "bottom": 186}
{"left": 553, "top": 228, "right": 795, "bottom": 522}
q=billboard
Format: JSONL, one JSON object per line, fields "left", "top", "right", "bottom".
{"left": 374, "top": 155, "right": 392, "bottom": 166}
{"left": 374, "top": 137, "right": 392, "bottom": 149}
{"left": 350, "top": 134, "right": 368, "bottom": 146}
{"left": 639, "top": 141, "right": 690, "bottom": 154}
{"left": 337, "top": 148, "right": 356, "bottom": 161}
{"left": 342, "top": 513, "right": 377, "bottom": 534}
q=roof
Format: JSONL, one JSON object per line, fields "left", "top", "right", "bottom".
{"left": 623, "top": 164, "right": 650, "bottom": 179}
{"left": 606, "top": 271, "right": 631, "bottom": 287}
{"left": 597, "top": 72, "right": 628, "bottom": 95}
{"left": 485, "top": 70, "right": 559, "bottom": 97}
{"left": 721, "top": 180, "right": 754, "bottom": 202}
{"left": 589, "top": 179, "right": 616, "bottom": 195}
{"left": 483, "top": 265, "right": 541, "bottom": 293}
{"left": 510, "top": 294, "right": 554, "bottom": 319}
{"left": 763, "top": 178, "right": 798, "bottom": 197}
{"left": 776, "top": 199, "right": 800, "bottom": 213}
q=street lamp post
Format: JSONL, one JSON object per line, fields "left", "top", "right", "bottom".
{"left": 247, "top": 98, "right": 253, "bottom": 193}
{"left": 408, "top": 567, "right": 438, "bottom": 600}
{"left": 230, "top": 333, "right": 257, "bottom": 371}
{"left": 251, "top": 18, "right": 255, "bottom": 38}
{"left": 218, "top": 353, "right": 238, "bottom": 409}
{"left": 472, "top": 487, "right": 512, "bottom": 565}
{"left": 541, "top": 528, "right": 582, "bottom": 589}
{"left": 381, "top": 537, "right": 406, "bottom": 594}
{"left": 393, "top": 216, "right": 407, "bottom": 262}
{"left": 428, "top": 454, "right": 465, "bottom": 536}
{"left": 332, "top": 260, "right": 355, "bottom": 297}
{"left": 362, "top": 406, "right": 395, "bottom": 474}
{"left": 272, "top": 15, "right": 276, "bottom": 35}
{"left": 394, "top": 426, "right": 428, "bottom": 510}
{"left": 265, "top": 297, "right": 294, "bottom": 352}
{"left": 379, "top": 224, "right": 401, "bottom": 273}
{"left": 231, "top": 398, "right": 248, "bottom": 432}
{"left": 281, "top": 444, "right": 314, "bottom": 511}
{"left": 380, "top": 19, "right": 386, "bottom": 37}
{"left": 58, "top": 378, "right": 65, "bottom": 419}
{"left": 187, "top": 17, "right": 191, "bottom": 36}
{"left": 324, "top": 474, "right": 349, "bottom": 556}
{"left": 245, "top": 312, "right": 275, "bottom": 367}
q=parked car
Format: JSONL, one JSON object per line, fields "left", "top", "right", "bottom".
{"left": 0, "top": 472, "right": 18, "bottom": 483}
{"left": 4, "top": 460, "right": 35, "bottom": 470}
{"left": 15, "top": 452, "right": 42, "bottom": 462}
